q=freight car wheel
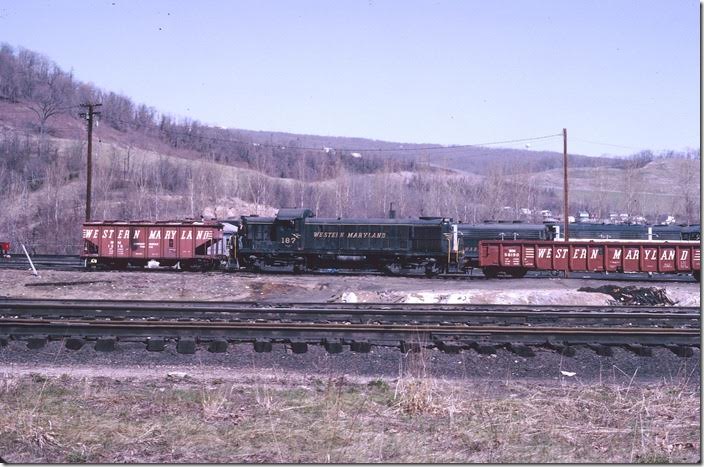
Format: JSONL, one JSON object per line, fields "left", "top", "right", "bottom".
{"left": 509, "top": 268, "right": 528, "bottom": 278}
{"left": 482, "top": 267, "right": 499, "bottom": 279}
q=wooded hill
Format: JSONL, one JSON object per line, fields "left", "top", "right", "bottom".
{"left": 0, "top": 45, "right": 699, "bottom": 253}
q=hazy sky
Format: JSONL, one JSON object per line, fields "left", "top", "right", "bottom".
{"left": 0, "top": 0, "right": 699, "bottom": 156}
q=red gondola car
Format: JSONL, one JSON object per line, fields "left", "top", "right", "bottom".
{"left": 479, "top": 239, "right": 701, "bottom": 282}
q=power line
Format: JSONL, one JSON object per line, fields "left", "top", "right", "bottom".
{"left": 105, "top": 116, "right": 562, "bottom": 153}
{"left": 570, "top": 137, "right": 643, "bottom": 151}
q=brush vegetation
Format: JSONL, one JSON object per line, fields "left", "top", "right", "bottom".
{"left": 0, "top": 45, "right": 699, "bottom": 253}
{"left": 0, "top": 369, "right": 698, "bottom": 463}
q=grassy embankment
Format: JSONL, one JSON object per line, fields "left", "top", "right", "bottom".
{"left": 0, "top": 356, "right": 699, "bottom": 463}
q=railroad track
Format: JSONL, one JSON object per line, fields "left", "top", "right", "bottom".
{"left": 0, "top": 254, "right": 83, "bottom": 271}
{"left": 0, "top": 299, "right": 698, "bottom": 356}
{"left": 0, "top": 255, "right": 696, "bottom": 282}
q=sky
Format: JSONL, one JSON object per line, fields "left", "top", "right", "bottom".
{"left": 0, "top": 0, "right": 699, "bottom": 156}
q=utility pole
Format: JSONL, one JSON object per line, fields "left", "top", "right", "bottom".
{"left": 563, "top": 127, "right": 569, "bottom": 279}
{"left": 79, "top": 103, "right": 101, "bottom": 221}
{"left": 563, "top": 128, "right": 569, "bottom": 241}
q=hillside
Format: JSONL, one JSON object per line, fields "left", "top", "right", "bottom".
{"left": 0, "top": 45, "right": 699, "bottom": 253}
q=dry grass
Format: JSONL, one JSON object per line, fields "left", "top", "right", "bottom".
{"left": 0, "top": 369, "right": 699, "bottom": 463}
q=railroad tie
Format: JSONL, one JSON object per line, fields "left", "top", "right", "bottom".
{"left": 207, "top": 340, "right": 228, "bottom": 353}
{"left": 65, "top": 337, "right": 85, "bottom": 350}
{"left": 666, "top": 345, "right": 694, "bottom": 358}
{"left": 95, "top": 337, "right": 116, "bottom": 352}
{"left": 624, "top": 344, "right": 653, "bottom": 357}
{"left": 289, "top": 341, "right": 308, "bottom": 354}
{"left": 26, "top": 336, "right": 47, "bottom": 349}
{"left": 350, "top": 341, "right": 372, "bottom": 353}
{"left": 176, "top": 339, "right": 197, "bottom": 354}
{"left": 253, "top": 340, "right": 273, "bottom": 353}
{"left": 507, "top": 342, "right": 536, "bottom": 358}
{"left": 146, "top": 339, "right": 166, "bottom": 352}
{"left": 323, "top": 339, "right": 343, "bottom": 354}
{"left": 587, "top": 343, "right": 613, "bottom": 357}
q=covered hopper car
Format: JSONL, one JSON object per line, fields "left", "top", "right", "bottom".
{"left": 82, "top": 220, "right": 227, "bottom": 270}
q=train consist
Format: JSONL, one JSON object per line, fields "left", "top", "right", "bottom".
{"left": 78, "top": 208, "right": 701, "bottom": 280}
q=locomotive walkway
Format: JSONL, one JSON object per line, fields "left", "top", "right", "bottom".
{"left": 0, "top": 299, "right": 698, "bottom": 356}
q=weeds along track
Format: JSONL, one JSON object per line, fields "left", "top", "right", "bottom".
{"left": 0, "top": 299, "right": 698, "bottom": 357}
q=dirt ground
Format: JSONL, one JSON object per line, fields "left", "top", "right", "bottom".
{"left": 0, "top": 269, "right": 700, "bottom": 305}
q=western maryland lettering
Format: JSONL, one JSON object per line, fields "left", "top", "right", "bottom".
{"left": 83, "top": 227, "right": 213, "bottom": 241}
{"left": 313, "top": 231, "right": 387, "bottom": 239}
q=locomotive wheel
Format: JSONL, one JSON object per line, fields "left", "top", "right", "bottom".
{"left": 383, "top": 263, "right": 402, "bottom": 276}
{"left": 424, "top": 263, "right": 440, "bottom": 278}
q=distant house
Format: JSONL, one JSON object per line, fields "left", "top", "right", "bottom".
{"left": 631, "top": 215, "right": 647, "bottom": 224}
{"left": 350, "top": 152, "right": 362, "bottom": 158}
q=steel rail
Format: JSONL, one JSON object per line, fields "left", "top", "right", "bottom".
{"left": 1, "top": 298, "right": 698, "bottom": 313}
{"left": 2, "top": 317, "right": 699, "bottom": 334}
{"left": 0, "top": 316, "right": 698, "bottom": 353}
{"left": 0, "top": 302, "right": 698, "bottom": 329}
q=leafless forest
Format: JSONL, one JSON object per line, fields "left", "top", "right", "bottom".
{"left": 0, "top": 45, "right": 700, "bottom": 253}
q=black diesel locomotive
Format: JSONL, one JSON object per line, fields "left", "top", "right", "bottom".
{"left": 236, "top": 208, "right": 461, "bottom": 275}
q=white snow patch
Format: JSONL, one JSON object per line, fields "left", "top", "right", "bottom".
{"left": 341, "top": 292, "right": 358, "bottom": 303}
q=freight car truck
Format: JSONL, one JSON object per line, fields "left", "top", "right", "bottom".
{"left": 478, "top": 239, "right": 701, "bottom": 281}
{"left": 81, "top": 220, "right": 226, "bottom": 270}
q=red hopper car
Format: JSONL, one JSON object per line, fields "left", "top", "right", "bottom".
{"left": 0, "top": 241, "right": 9, "bottom": 258}
{"left": 479, "top": 239, "right": 701, "bottom": 282}
{"left": 82, "top": 220, "right": 226, "bottom": 270}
